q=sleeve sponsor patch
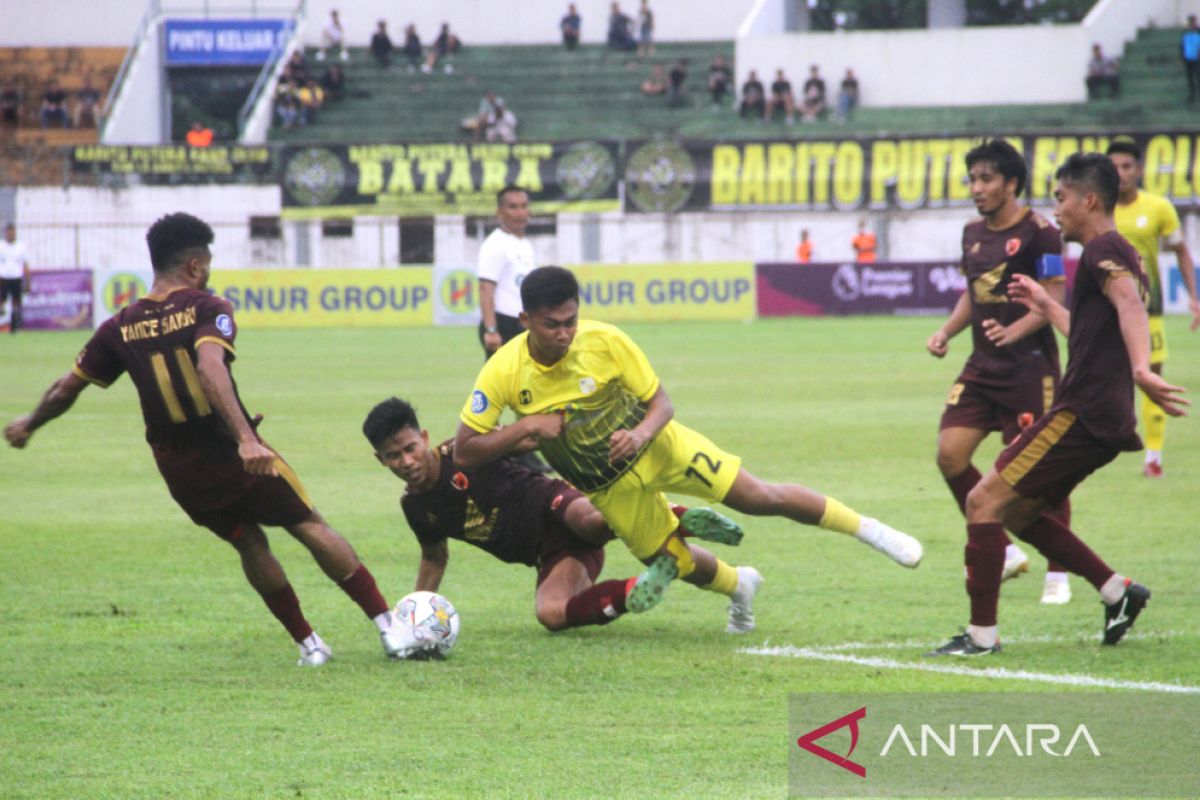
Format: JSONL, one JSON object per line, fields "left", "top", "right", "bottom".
{"left": 470, "top": 390, "right": 489, "bottom": 414}
{"left": 215, "top": 313, "right": 234, "bottom": 337}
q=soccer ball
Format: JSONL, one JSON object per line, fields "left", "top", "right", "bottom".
{"left": 395, "top": 591, "right": 460, "bottom": 655}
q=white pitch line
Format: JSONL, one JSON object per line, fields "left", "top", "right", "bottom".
{"left": 740, "top": 645, "right": 1200, "bottom": 694}
{"left": 802, "top": 629, "right": 1190, "bottom": 652}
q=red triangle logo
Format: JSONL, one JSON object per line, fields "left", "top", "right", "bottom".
{"left": 796, "top": 706, "right": 867, "bottom": 778}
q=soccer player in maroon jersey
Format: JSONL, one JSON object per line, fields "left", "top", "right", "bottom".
{"left": 926, "top": 139, "right": 1074, "bottom": 605}
{"left": 928, "top": 153, "right": 1189, "bottom": 656}
{"left": 4, "top": 213, "right": 428, "bottom": 666}
{"left": 363, "top": 398, "right": 764, "bottom": 632}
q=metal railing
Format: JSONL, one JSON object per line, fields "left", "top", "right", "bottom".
{"left": 238, "top": 3, "right": 305, "bottom": 142}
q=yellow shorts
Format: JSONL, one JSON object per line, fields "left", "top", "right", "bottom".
{"left": 1149, "top": 315, "right": 1167, "bottom": 366}
{"left": 588, "top": 421, "right": 742, "bottom": 560}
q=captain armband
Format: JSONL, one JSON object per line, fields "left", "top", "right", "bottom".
{"left": 1035, "top": 254, "right": 1065, "bottom": 280}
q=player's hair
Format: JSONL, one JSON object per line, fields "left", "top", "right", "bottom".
{"left": 1105, "top": 136, "right": 1142, "bottom": 163}
{"left": 496, "top": 184, "right": 528, "bottom": 207}
{"left": 1055, "top": 152, "right": 1120, "bottom": 213}
{"left": 965, "top": 139, "right": 1027, "bottom": 196}
{"left": 145, "top": 213, "right": 214, "bottom": 274}
{"left": 362, "top": 397, "right": 420, "bottom": 449}
{"left": 520, "top": 265, "right": 578, "bottom": 313}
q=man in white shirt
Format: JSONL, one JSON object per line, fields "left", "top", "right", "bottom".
{"left": 477, "top": 185, "right": 535, "bottom": 357}
{"left": 317, "top": 9, "right": 348, "bottom": 62}
{"left": 0, "top": 223, "right": 30, "bottom": 334}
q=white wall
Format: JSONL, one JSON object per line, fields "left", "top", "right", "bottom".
{"left": 102, "top": 18, "right": 165, "bottom": 146}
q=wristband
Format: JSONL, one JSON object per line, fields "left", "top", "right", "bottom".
{"left": 484, "top": 325, "right": 498, "bottom": 334}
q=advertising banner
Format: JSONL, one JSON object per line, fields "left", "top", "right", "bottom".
{"left": 164, "top": 19, "right": 291, "bottom": 67}
{"left": 757, "top": 261, "right": 964, "bottom": 317}
{"left": 208, "top": 268, "right": 432, "bottom": 328}
{"left": 72, "top": 145, "right": 274, "bottom": 182}
{"left": 568, "top": 262, "right": 756, "bottom": 322}
{"left": 624, "top": 131, "right": 1200, "bottom": 213}
{"left": 91, "top": 267, "right": 154, "bottom": 328}
{"left": 279, "top": 141, "right": 620, "bottom": 218}
{"left": 19, "top": 269, "right": 93, "bottom": 331}
{"left": 432, "top": 265, "right": 480, "bottom": 326}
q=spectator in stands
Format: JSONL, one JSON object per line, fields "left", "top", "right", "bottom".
{"left": 371, "top": 20, "right": 394, "bottom": 69}
{"left": 667, "top": 59, "right": 688, "bottom": 107}
{"left": 801, "top": 65, "right": 826, "bottom": 122}
{"left": 321, "top": 63, "right": 346, "bottom": 102}
{"left": 274, "top": 80, "right": 301, "bottom": 129}
{"left": 39, "top": 79, "right": 69, "bottom": 129}
{"left": 485, "top": 100, "right": 518, "bottom": 143}
{"left": 607, "top": 3, "right": 636, "bottom": 52}
{"left": 1182, "top": 15, "right": 1200, "bottom": 102}
{"left": 637, "top": 1, "right": 655, "bottom": 60}
{"left": 284, "top": 50, "right": 308, "bottom": 84}
{"left": 641, "top": 64, "right": 667, "bottom": 96}
{"left": 186, "top": 120, "right": 214, "bottom": 147}
{"left": 403, "top": 25, "right": 424, "bottom": 73}
{"left": 561, "top": 4, "right": 582, "bottom": 51}
{"left": 317, "top": 9, "right": 349, "bottom": 63}
{"left": 707, "top": 55, "right": 732, "bottom": 107}
{"left": 74, "top": 75, "right": 102, "bottom": 129}
{"left": 836, "top": 68, "right": 859, "bottom": 122}
{"left": 424, "top": 23, "right": 461, "bottom": 74}
{"left": 764, "top": 68, "right": 795, "bottom": 124}
{"left": 299, "top": 79, "right": 326, "bottom": 121}
{"left": 852, "top": 218, "right": 877, "bottom": 263}
{"left": 1085, "top": 44, "right": 1119, "bottom": 99}
{"left": 1, "top": 80, "right": 22, "bottom": 129}
{"left": 796, "top": 229, "right": 813, "bottom": 264}
{"left": 739, "top": 70, "right": 765, "bottom": 119}
{"left": 462, "top": 90, "right": 504, "bottom": 140}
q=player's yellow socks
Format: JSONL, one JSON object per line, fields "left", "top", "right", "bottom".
{"left": 819, "top": 497, "right": 862, "bottom": 536}
{"left": 700, "top": 559, "right": 739, "bottom": 596}
{"left": 665, "top": 535, "right": 696, "bottom": 579}
{"left": 1142, "top": 391, "right": 1166, "bottom": 453}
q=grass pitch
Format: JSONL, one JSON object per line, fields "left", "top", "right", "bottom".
{"left": 1, "top": 316, "right": 1197, "bottom": 799}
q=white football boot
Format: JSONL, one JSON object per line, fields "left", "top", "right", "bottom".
{"left": 726, "top": 567, "right": 764, "bottom": 634}
{"left": 297, "top": 633, "right": 332, "bottom": 666}
{"left": 854, "top": 517, "right": 923, "bottom": 568}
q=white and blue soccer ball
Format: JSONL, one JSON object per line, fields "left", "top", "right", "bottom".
{"left": 395, "top": 591, "right": 460, "bottom": 655}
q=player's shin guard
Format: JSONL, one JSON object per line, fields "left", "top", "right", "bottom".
{"left": 1142, "top": 392, "right": 1167, "bottom": 453}
{"left": 564, "top": 580, "right": 630, "bottom": 627}
{"left": 1014, "top": 514, "right": 1114, "bottom": 591}
{"left": 945, "top": 465, "right": 982, "bottom": 516}
{"left": 819, "top": 497, "right": 861, "bottom": 535}
{"left": 699, "top": 559, "right": 739, "bottom": 596}
{"left": 337, "top": 564, "right": 390, "bottom": 619}
{"left": 262, "top": 584, "right": 314, "bottom": 643}
{"left": 965, "top": 523, "right": 1006, "bottom": 626}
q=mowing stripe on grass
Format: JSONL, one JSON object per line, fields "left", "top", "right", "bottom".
{"left": 740, "top": 644, "right": 1200, "bottom": 694}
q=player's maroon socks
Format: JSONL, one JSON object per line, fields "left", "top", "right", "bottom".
{"left": 965, "top": 523, "right": 1007, "bottom": 626}
{"left": 945, "top": 465, "right": 982, "bottom": 515}
{"left": 337, "top": 564, "right": 390, "bottom": 619}
{"left": 1014, "top": 514, "right": 1113, "bottom": 591}
{"left": 564, "top": 579, "right": 630, "bottom": 627}
{"left": 261, "top": 584, "right": 314, "bottom": 643}
{"left": 1043, "top": 498, "right": 1072, "bottom": 574}
{"left": 670, "top": 504, "right": 689, "bottom": 534}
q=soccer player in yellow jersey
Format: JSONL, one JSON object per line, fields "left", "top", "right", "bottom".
{"left": 1107, "top": 139, "right": 1200, "bottom": 477}
{"left": 453, "top": 266, "right": 923, "bottom": 626}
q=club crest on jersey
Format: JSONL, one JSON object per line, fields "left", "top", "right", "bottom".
{"left": 970, "top": 242, "right": 981, "bottom": 254}
{"left": 215, "top": 314, "right": 234, "bottom": 337}
{"left": 1136, "top": 215, "right": 1148, "bottom": 228}
{"left": 1005, "top": 238, "right": 1021, "bottom": 256}
{"left": 550, "top": 494, "right": 564, "bottom": 510}
{"left": 579, "top": 377, "right": 597, "bottom": 395}
{"left": 451, "top": 472, "right": 469, "bottom": 491}
{"left": 471, "top": 390, "right": 489, "bottom": 413}
{"left": 519, "top": 389, "right": 533, "bottom": 405}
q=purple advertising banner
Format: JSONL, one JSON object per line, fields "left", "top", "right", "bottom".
{"left": 757, "top": 261, "right": 965, "bottom": 317}
{"left": 21, "top": 269, "right": 93, "bottom": 330}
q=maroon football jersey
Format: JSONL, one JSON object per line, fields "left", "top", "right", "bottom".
{"left": 1051, "top": 231, "right": 1148, "bottom": 449}
{"left": 959, "top": 209, "right": 1063, "bottom": 387}
{"left": 401, "top": 441, "right": 586, "bottom": 566}
{"left": 74, "top": 288, "right": 251, "bottom": 445}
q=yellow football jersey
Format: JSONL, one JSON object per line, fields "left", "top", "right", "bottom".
{"left": 1114, "top": 190, "right": 1180, "bottom": 315}
{"left": 460, "top": 319, "right": 660, "bottom": 491}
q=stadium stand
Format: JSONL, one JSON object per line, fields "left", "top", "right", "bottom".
{"left": 0, "top": 46, "right": 124, "bottom": 140}
{"left": 265, "top": 27, "right": 1198, "bottom": 145}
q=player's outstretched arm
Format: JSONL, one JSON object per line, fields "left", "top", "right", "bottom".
{"left": 4, "top": 371, "right": 89, "bottom": 449}
{"left": 926, "top": 290, "right": 970, "bottom": 358}
{"left": 609, "top": 384, "right": 673, "bottom": 464}
{"left": 453, "top": 413, "right": 564, "bottom": 470}
{"left": 195, "top": 342, "right": 277, "bottom": 476}
{"left": 1007, "top": 274, "right": 1069, "bottom": 336}
{"left": 1109, "top": 274, "right": 1190, "bottom": 417}
{"left": 415, "top": 540, "right": 449, "bottom": 592}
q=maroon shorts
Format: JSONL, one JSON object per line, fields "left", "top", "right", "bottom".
{"left": 533, "top": 485, "right": 607, "bottom": 587}
{"left": 152, "top": 436, "right": 313, "bottom": 540}
{"left": 940, "top": 374, "right": 1057, "bottom": 443}
{"left": 994, "top": 408, "right": 1119, "bottom": 506}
